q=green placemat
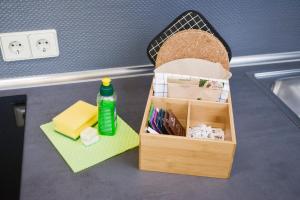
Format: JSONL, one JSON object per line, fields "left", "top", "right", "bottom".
{"left": 40, "top": 117, "right": 139, "bottom": 173}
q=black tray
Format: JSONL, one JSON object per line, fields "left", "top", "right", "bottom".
{"left": 147, "top": 10, "right": 232, "bottom": 65}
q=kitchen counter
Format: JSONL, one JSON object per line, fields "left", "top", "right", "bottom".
{"left": 1, "top": 62, "right": 300, "bottom": 200}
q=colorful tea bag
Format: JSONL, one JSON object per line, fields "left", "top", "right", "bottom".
{"left": 156, "top": 109, "right": 166, "bottom": 134}
{"left": 165, "top": 110, "right": 185, "bottom": 136}
{"left": 163, "top": 111, "right": 174, "bottom": 135}
{"left": 150, "top": 108, "right": 160, "bottom": 132}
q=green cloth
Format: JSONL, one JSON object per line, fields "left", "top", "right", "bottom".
{"left": 40, "top": 117, "right": 139, "bottom": 173}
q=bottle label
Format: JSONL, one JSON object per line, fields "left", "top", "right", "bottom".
{"left": 98, "top": 99, "right": 116, "bottom": 135}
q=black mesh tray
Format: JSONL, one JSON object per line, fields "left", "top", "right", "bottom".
{"left": 147, "top": 10, "right": 232, "bottom": 65}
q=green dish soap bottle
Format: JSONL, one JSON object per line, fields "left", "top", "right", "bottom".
{"left": 97, "top": 77, "right": 117, "bottom": 136}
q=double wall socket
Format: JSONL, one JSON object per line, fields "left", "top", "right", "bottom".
{"left": 0, "top": 29, "right": 59, "bottom": 62}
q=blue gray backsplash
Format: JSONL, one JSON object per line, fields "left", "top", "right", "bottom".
{"left": 1, "top": 0, "right": 300, "bottom": 78}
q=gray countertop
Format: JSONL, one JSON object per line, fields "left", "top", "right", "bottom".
{"left": 1, "top": 63, "right": 300, "bottom": 200}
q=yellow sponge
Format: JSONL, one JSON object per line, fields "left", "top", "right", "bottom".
{"left": 53, "top": 100, "right": 97, "bottom": 140}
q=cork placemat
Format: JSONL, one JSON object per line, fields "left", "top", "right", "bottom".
{"left": 147, "top": 10, "right": 232, "bottom": 64}
{"left": 156, "top": 29, "right": 230, "bottom": 70}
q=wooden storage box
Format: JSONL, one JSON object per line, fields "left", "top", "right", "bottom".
{"left": 139, "top": 88, "right": 236, "bottom": 178}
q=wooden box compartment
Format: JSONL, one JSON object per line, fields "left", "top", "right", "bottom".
{"left": 150, "top": 97, "right": 189, "bottom": 136}
{"left": 188, "top": 100, "right": 234, "bottom": 142}
{"left": 139, "top": 89, "right": 236, "bottom": 178}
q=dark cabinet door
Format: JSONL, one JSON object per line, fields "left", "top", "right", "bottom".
{"left": 0, "top": 95, "right": 26, "bottom": 200}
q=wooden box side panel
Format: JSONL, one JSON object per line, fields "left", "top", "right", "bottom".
{"left": 227, "top": 94, "right": 236, "bottom": 144}
{"left": 140, "top": 134, "right": 235, "bottom": 178}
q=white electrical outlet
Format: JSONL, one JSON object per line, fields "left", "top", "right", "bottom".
{"left": 0, "top": 29, "right": 59, "bottom": 62}
{"left": 29, "top": 30, "right": 59, "bottom": 58}
{"left": 0, "top": 34, "right": 32, "bottom": 61}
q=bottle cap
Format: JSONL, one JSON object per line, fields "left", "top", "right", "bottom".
{"left": 102, "top": 77, "right": 111, "bottom": 86}
{"left": 100, "top": 77, "right": 114, "bottom": 96}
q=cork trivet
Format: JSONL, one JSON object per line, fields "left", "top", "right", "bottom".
{"left": 156, "top": 29, "right": 230, "bottom": 70}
